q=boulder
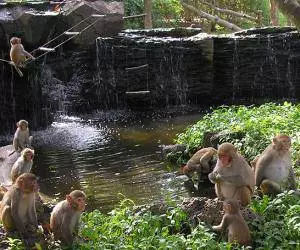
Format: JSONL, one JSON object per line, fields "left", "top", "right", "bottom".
{"left": 63, "top": 0, "right": 124, "bottom": 45}
{"left": 0, "top": 144, "right": 20, "bottom": 186}
{"left": 181, "top": 197, "right": 257, "bottom": 226}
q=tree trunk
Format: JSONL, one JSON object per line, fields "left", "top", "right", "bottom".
{"left": 273, "top": 0, "right": 300, "bottom": 30}
{"left": 144, "top": 0, "right": 152, "bottom": 29}
{"left": 270, "top": 0, "right": 279, "bottom": 25}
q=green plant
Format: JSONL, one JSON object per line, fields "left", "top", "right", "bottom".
{"left": 176, "top": 102, "right": 300, "bottom": 165}
{"left": 249, "top": 191, "right": 300, "bottom": 250}
{"left": 3, "top": 238, "right": 25, "bottom": 250}
{"left": 124, "top": 0, "right": 183, "bottom": 29}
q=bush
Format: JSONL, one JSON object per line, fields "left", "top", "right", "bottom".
{"left": 176, "top": 102, "right": 300, "bottom": 164}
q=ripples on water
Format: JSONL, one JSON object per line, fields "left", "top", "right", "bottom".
{"left": 10, "top": 111, "right": 204, "bottom": 212}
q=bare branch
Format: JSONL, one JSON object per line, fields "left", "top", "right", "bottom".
{"left": 181, "top": 1, "right": 243, "bottom": 32}
{"left": 198, "top": 0, "right": 259, "bottom": 22}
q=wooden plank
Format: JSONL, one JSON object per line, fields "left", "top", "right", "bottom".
{"left": 91, "top": 14, "right": 106, "bottom": 18}
{"left": 125, "top": 64, "right": 148, "bottom": 72}
{"left": 123, "top": 14, "right": 146, "bottom": 20}
{"left": 126, "top": 91, "right": 150, "bottom": 95}
{"left": 64, "top": 31, "right": 80, "bottom": 35}
{"left": 38, "top": 47, "right": 55, "bottom": 52}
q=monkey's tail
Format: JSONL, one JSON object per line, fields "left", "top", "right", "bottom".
{"left": 12, "top": 63, "right": 24, "bottom": 77}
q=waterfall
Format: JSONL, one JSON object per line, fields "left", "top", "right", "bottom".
{"left": 232, "top": 38, "right": 239, "bottom": 101}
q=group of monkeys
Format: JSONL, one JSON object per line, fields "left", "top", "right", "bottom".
{"left": 0, "top": 119, "right": 298, "bottom": 248}
{"left": 0, "top": 120, "right": 86, "bottom": 247}
{"left": 182, "top": 134, "right": 298, "bottom": 246}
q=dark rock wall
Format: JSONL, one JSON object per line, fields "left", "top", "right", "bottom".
{"left": 213, "top": 30, "right": 300, "bottom": 102}
{"left": 1, "top": 25, "right": 300, "bottom": 134}
{"left": 0, "top": 1, "right": 123, "bottom": 134}
{"left": 96, "top": 29, "right": 213, "bottom": 109}
{"left": 97, "top": 28, "right": 300, "bottom": 109}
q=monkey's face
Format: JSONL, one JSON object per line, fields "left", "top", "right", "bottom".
{"left": 218, "top": 152, "right": 231, "bottom": 168}
{"left": 10, "top": 37, "right": 20, "bottom": 45}
{"left": 19, "top": 123, "right": 27, "bottom": 131}
{"left": 279, "top": 138, "right": 291, "bottom": 151}
{"left": 24, "top": 151, "right": 34, "bottom": 161}
{"left": 22, "top": 179, "right": 39, "bottom": 193}
{"left": 75, "top": 197, "right": 86, "bottom": 212}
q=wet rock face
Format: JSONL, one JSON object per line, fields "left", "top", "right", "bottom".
{"left": 0, "top": 1, "right": 123, "bottom": 134}
{"left": 97, "top": 27, "right": 300, "bottom": 108}
{"left": 0, "top": 5, "right": 299, "bottom": 135}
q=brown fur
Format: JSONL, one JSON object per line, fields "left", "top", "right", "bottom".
{"left": 254, "top": 135, "right": 296, "bottom": 194}
{"left": 208, "top": 143, "right": 255, "bottom": 206}
{"left": 212, "top": 199, "right": 251, "bottom": 246}
{"left": 0, "top": 173, "right": 38, "bottom": 237}
{"left": 50, "top": 190, "right": 86, "bottom": 246}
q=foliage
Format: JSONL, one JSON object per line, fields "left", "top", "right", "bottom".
{"left": 249, "top": 191, "right": 300, "bottom": 249}
{"left": 176, "top": 102, "right": 300, "bottom": 164}
{"left": 76, "top": 198, "right": 246, "bottom": 249}
{"left": 124, "top": 0, "right": 183, "bottom": 29}
{"left": 2, "top": 238, "right": 25, "bottom": 250}
{"left": 75, "top": 192, "right": 300, "bottom": 249}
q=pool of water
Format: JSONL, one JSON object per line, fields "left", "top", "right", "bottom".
{"left": 4, "top": 110, "right": 211, "bottom": 212}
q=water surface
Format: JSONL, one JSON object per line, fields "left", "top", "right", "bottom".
{"left": 21, "top": 110, "right": 208, "bottom": 212}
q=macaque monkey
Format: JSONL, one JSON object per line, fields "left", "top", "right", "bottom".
{"left": 10, "top": 37, "right": 35, "bottom": 77}
{"left": 50, "top": 190, "right": 86, "bottom": 246}
{"left": 212, "top": 199, "right": 251, "bottom": 246}
{"left": 254, "top": 135, "right": 296, "bottom": 195}
{"left": 0, "top": 173, "right": 39, "bottom": 238}
{"left": 12, "top": 120, "right": 33, "bottom": 154}
{"left": 208, "top": 143, "right": 255, "bottom": 206}
{"left": 182, "top": 147, "right": 217, "bottom": 181}
{"left": 11, "top": 148, "right": 34, "bottom": 183}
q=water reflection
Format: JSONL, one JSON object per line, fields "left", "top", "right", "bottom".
{"left": 31, "top": 112, "right": 203, "bottom": 212}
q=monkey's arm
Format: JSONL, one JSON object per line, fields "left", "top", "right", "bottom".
{"left": 28, "top": 195, "right": 38, "bottom": 228}
{"left": 24, "top": 130, "right": 31, "bottom": 147}
{"left": 22, "top": 48, "right": 35, "bottom": 60}
{"left": 13, "top": 136, "right": 20, "bottom": 152}
{"left": 200, "top": 151, "right": 214, "bottom": 171}
{"left": 74, "top": 216, "right": 80, "bottom": 235}
{"left": 218, "top": 174, "right": 246, "bottom": 186}
{"left": 212, "top": 215, "right": 229, "bottom": 231}
{"left": 287, "top": 168, "right": 297, "bottom": 189}
{"left": 208, "top": 171, "right": 221, "bottom": 184}
{"left": 254, "top": 154, "right": 273, "bottom": 186}
{"left": 61, "top": 212, "right": 74, "bottom": 245}
{"left": 11, "top": 190, "right": 27, "bottom": 235}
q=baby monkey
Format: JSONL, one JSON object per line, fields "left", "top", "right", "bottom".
{"left": 10, "top": 37, "right": 35, "bottom": 77}
{"left": 212, "top": 199, "right": 251, "bottom": 247}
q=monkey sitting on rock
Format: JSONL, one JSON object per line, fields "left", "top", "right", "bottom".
{"left": 208, "top": 143, "right": 255, "bottom": 206}
{"left": 9, "top": 119, "right": 33, "bottom": 158}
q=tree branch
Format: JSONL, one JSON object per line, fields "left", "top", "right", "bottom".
{"left": 181, "top": 1, "right": 243, "bottom": 32}
{"left": 197, "top": 0, "right": 259, "bottom": 22}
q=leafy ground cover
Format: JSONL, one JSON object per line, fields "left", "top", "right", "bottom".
{"left": 176, "top": 102, "right": 299, "bottom": 165}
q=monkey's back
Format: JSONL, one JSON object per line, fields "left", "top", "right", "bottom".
{"left": 10, "top": 44, "right": 25, "bottom": 64}
{"left": 227, "top": 214, "right": 251, "bottom": 246}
